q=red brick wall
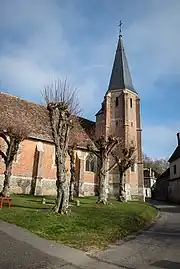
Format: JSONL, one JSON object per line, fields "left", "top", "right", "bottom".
{"left": 0, "top": 138, "right": 96, "bottom": 185}
{"left": 0, "top": 138, "right": 37, "bottom": 177}
{"left": 84, "top": 171, "right": 98, "bottom": 184}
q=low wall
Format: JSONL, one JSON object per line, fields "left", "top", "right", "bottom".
{"left": 0, "top": 175, "right": 144, "bottom": 200}
{"left": 0, "top": 175, "right": 98, "bottom": 197}
{"left": 0, "top": 175, "right": 57, "bottom": 196}
{"left": 108, "top": 181, "right": 144, "bottom": 201}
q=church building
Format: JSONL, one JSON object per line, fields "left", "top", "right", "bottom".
{"left": 0, "top": 30, "right": 144, "bottom": 200}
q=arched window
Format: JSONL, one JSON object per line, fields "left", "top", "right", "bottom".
{"left": 85, "top": 153, "right": 97, "bottom": 172}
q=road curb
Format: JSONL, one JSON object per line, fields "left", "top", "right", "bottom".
{"left": 114, "top": 203, "right": 161, "bottom": 246}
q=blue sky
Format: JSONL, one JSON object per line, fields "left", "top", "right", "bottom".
{"left": 0, "top": 0, "right": 180, "bottom": 159}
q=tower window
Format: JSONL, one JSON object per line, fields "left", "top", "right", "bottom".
{"left": 115, "top": 97, "right": 119, "bottom": 107}
{"left": 130, "top": 98, "right": 133, "bottom": 108}
{"left": 116, "top": 120, "right": 118, "bottom": 126}
{"left": 131, "top": 121, "right": 133, "bottom": 127}
{"left": 173, "top": 164, "right": 177, "bottom": 175}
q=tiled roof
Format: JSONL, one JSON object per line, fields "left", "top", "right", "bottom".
{"left": 0, "top": 92, "right": 96, "bottom": 149}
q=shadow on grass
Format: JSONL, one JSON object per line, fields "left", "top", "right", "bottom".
{"left": 25, "top": 199, "right": 42, "bottom": 204}
{"left": 25, "top": 199, "right": 54, "bottom": 204}
{"left": 11, "top": 204, "right": 52, "bottom": 210}
{"left": 13, "top": 194, "right": 55, "bottom": 200}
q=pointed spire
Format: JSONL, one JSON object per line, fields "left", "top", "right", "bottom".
{"left": 108, "top": 22, "right": 137, "bottom": 93}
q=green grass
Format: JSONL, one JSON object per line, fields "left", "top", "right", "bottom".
{"left": 0, "top": 195, "right": 157, "bottom": 251}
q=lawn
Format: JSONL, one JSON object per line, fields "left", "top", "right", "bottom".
{"left": 0, "top": 195, "right": 157, "bottom": 251}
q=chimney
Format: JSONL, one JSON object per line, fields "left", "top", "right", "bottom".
{"left": 177, "top": 132, "right": 180, "bottom": 146}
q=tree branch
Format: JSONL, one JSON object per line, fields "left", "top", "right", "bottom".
{"left": 87, "top": 144, "right": 101, "bottom": 159}
{"left": 105, "top": 161, "right": 117, "bottom": 173}
{"left": 0, "top": 133, "right": 10, "bottom": 146}
{"left": 107, "top": 140, "right": 118, "bottom": 155}
{"left": 0, "top": 150, "right": 7, "bottom": 162}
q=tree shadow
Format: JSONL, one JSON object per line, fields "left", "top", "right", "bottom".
{"left": 160, "top": 206, "right": 180, "bottom": 213}
{"left": 26, "top": 199, "right": 42, "bottom": 204}
{"left": 151, "top": 260, "right": 180, "bottom": 269}
{"left": 146, "top": 198, "right": 180, "bottom": 211}
{"left": 11, "top": 204, "right": 51, "bottom": 211}
{"left": 26, "top": 199, "right": 54, "bottom": 205}
{"left": 30, "top": 148, "right": 39, "bottom": 195}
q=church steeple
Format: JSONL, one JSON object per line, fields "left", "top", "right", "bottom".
{"left": 108, "top": 23, "right": 136, "bottom": 93}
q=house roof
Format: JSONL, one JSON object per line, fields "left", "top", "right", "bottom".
{"left": 95, "top": 101, "right": 105, "bottom": 117}
{"left": 108, "top": 33, "right": 137, "bottom": 94}
{"left": 168, "top": 146, "right": 180, "bottom": 162}
{"left": 0, "top": 92, "right": 96, "bottom": 149}
{"left": 95, "top": 107, "right": 104, "bottom": 117}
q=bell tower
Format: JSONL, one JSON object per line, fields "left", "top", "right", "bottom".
{"left": 95, "top": 23, "right": 144, "bottom": 200}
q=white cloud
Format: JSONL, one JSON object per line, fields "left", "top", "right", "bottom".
{"left": 125, "top": 0, "right": 180, "bottom": 95}
{"left": 1, "top": 0, "right": 180, "bottom": 158}
{"left": 0, "top": 0, "right": 100, "bottom": 113}
{"left": 142, "top": 124, "right": 179, "bottom": 159}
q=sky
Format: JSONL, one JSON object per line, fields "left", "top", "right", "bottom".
{"left": 0, "top": 0, "right": 180, "bottom": 159}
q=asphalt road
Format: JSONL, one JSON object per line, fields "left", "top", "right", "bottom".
{"left": 92, "top": 200, "right": 180, "bottom": 269}
{"left": 0, "top": 229, "right": 78, "bottom": 269}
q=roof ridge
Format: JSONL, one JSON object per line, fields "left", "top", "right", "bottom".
{"left": 0, "top": 91, "right": 45, "bottom": 110}
{"left": 78, "top": 116, "right": 95, "bottom": 124}
{"left": 0, "top": 92, "right": 95, "bottom": 124}
{"left": 0, "top": 92, "right": 96, "bottom": 148}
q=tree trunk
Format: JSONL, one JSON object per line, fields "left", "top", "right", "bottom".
{"left": 118, "top": 171, "right": 125, "bottom": 202}
{"left": 48, "top": 105, "right": 72, "bottom": 214}
{"left": 1, "top": 137, "right": 20, "bottom": 197}
{"left": 54, "top": 151, "right": 70, "bottom": 214}
{"left": 2, "top": 162, "right": 12, "bottom": 197}
{"left": 54, "top": 179, "right": 69, "bottom": 214}
{"left": 97, "top": 171, "right": 108, "bottom": 204}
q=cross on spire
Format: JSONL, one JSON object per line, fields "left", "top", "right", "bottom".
{"left": 119, "top": 20, "right": 123, "bottom": 36}
{"left": 108, "top": 20, "right": 136, "bottom": 93}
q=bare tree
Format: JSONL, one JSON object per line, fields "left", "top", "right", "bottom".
{"left": 143, "top": 153, "right": 169, "bottom": 177}
{"left": 88, "top": 135, "right": 119, "bottom": 204}
{"left": 68, "top": 143, "right": 76, "bottom": 202}
{"left": 111, "top": 141, "right": 136, "bottom": 201}
{"left": 0, "top": 116, "right": 30, "bottom": 197}
{"left": 42, "top": 79, "right": 80, "bottom": 214}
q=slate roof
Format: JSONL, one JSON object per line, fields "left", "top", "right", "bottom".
{"left": 95, "top": 108, "right": 103, "bottom": 117}
{"left": 108, "top": 34, "right": 137, "bottom": 93}
{"left": 168, "top": 146, "right": 180, "bottom": 162}
{"left": 0, "top": 92, "right": 96, "bottom": 149}
{"left": 95, "top": 101, "right": 105, "bottom": 117}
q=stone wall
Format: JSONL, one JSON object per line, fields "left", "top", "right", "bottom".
{"left": 168, "top": 178, "right": 180, "bottom": 203}
{"left": 0, "top": 175, "right": 98, "bottom": 197}
{"left": 153, "top": 178, "right": 168, "bottom": 201}
{"left": 108, "top": 172, "right": 144, "bottom": 201}
{"left": 0, "top": 175, "right": 57, "bottom": 196}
